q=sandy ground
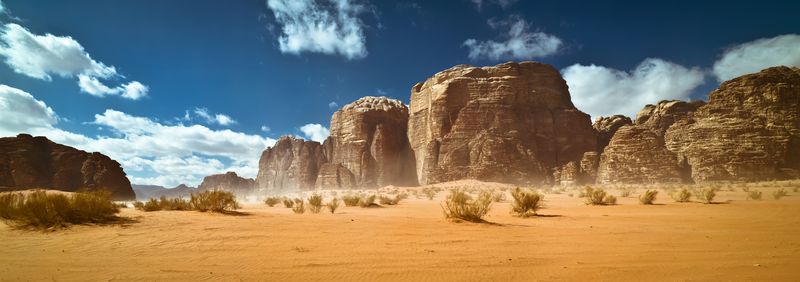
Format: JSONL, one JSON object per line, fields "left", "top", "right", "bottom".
{"left": 2, "top": 180, "right": 800, "bottom": 281}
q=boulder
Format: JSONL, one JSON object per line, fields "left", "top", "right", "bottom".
{"left": 0, "top": 134, "right": 134, "bottom": 200}
{"left": 255, "top": 136, "right": 326, "bottom": 192}
{"left": 407, "top": 61, "right": 597, "bottom": 185}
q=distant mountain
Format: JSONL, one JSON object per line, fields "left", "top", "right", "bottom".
{"left": 132, "top": 184, "right": 196, "bottom": 201}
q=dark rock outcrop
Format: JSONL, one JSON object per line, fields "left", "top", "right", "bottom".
{"left": 255, "top": 136, "right": 326, "bottom": 192}
{"left": 0, "top": 134, "right": 134, "bottom": 200}
{"left": 199, "top": 171, "right": 255, "bottom": 195}
{"left": 407, "top": 61, "right": 597, "bottom": 185}
{"left": 132, "top": 184, "right": 196, "bottom": 200}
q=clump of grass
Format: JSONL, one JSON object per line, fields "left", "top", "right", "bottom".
{"left": 327, "top": 198, "right": 340, "bottom": 214}
{"left": 696, "top": 188, "right": 716, "bottom": 204}
{"left": 422, "top": 188, "right": 438, "bottom": 200}
{"left": 190, "top": 190, "right": 239, "bottom": 212}
{"left": 639, "top": 190, "right": 658, "bottom": 205}
{"left": 510, "top": 187, "right": 543, "bottom": 217}
{"left": 578, "top": 186, "right": 594, "bottom": 198}
{"left": 493, "top": 191, "right": 506, "bottom": 203}
{"left": 0, "top": 190, "right": 121, "bottom": 230}
{"left": 358, "top": 195, "right": 377, "bottom": 208}
{"left": 282, "top": 198, "right": 294, "bottom": 208}
{"left": 671, "top": 188, "right": 692, "bottom": 203}
{"left": 442, "top": 189, "right": 492, "bottom": 222}
{"left": 619, "top": 188, "right": 633, "bottom": 198}
{"left": 342, "top": 195, "right": 361, "bottom": 206}
{"left": 773, "top": 188, "right": 788, "bottom": 200}
{"left": 379, "top": 193, "right": 407, "bottom": 205}
{"left": 584, "top": 188, "right": 616, "bottom": 205}
{"left": 747, "top": 190, "right": 762, "bottom": 200}
{"left": 264, "top": 197, "right": 281, "bottom": 207}
{"left": 292, "top": 198, "right": 305, "bottom": 214}
{"left": 307, "top": 194, "right": 323, "bottom": 213}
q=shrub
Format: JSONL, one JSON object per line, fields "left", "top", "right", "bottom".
{"left": 773, "top": 188, "right": 788, "bottom": 200}
{"left": 292, "top": 199, "right": 305, "bottom": 214}
{"left": 578, "top": 186, "right": 594, "bottom": 198}
{"left": 132, "top": 201, "right": 144, "bottom": 210}
{"left": 510, "top": 188, "right": 543, "bottom": 217}
{"left": 747, "top": 190, "right": 762, "bottom": 200}
{"left": 327, "top": 198, "right": 340, "bottom": 214}
{"left": 190, "top": 190, "right": 239, "bottom": 212}
{"left": 135, "top": 196, "right": 192, "bottom": 211}
{"left": 794, "top": 187, "right": 799, "bottom": 193}
{"left": 639, "top": 190, "right": 658, "bottom": 205}
{"left": 696, "top": 188, "right": 716, "bottom": 204}
{"left": 282, "top": 198, "right": 294, "bottom": 208}
{"left": 358, "top": 195, "right": 377, "bottom": 208}
{"left": 619, "top": 188, "right": 633, "bottom": 198}
{"left": 307, "top": 194, "right": 323, "bottom": 213}
{"left": 671, "top": 188, "right": 692, "bottom": 203}
{"left": 264, "top": 197, "right": 280, "bottom": 207}
{"left": 0, "top": 190, "right": 121, "bottom": 230}
{"left": 379, "top": 194, "right": 406, "bottom": 205}
{"left": 422, "top": 188, "right": 437, "bottom": 200}
{"left": 493, "top": 191, "right": 506, "bottom": 203}
{"left": 584, "top": 189, "right": 616, "bottom": 205}
{"left": 442, "top": 189, "right": 492, "bottom": 222}
{"left": 342, "top": 195, "right": 361, "bottom": 207}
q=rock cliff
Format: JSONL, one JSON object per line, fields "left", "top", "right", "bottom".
{"left": 198, "top": 171, "right": 255, "bottom": 195}
{"left": 255, "top": 136, "right": 326, "bottom": 192}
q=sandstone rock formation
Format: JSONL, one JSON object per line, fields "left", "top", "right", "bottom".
{"left": 321, "top": 96, "right": 417, "bottom": 188}
{"left": 255, "top": 136, "right": 326, "bottom": 192}
{"left": 132, "top": 184, "right": 196, "bottom": 200}
{"left": 407, "top": 62, "right": 597, "bottom": 185}
{"left": 199, "top": 171, "right": 255, "bottom": 195}
{"left": 0, "top": 134, "right": 134, "bottom": 200}
{"left": 666, "top": 66, "right": 800, "bottom": 181}
{"left": 593, "top": 115, "right": 632, "bottom": 153}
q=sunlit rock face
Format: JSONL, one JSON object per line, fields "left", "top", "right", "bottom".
{"left": 593, "top": 115, "right": 632, "bottom": 153}
{"left": 255, "top": 136, "right": 326, "bottom": 192}
{"left": 0, "top": 134, "right": 134, "bottom": 200}
{"left": 598, "top": 66, "right": 800, "bottom": 183}
{"left": 199, "top": 171, "right": 256, "bottom": 195}
{"left": 320, "top": 96, "right": 417, "bottom": 189}
{"left": 407, "top": 61, "right": 597, "bottom": 185}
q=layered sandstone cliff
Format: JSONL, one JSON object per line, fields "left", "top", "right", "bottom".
{"left": 0, "top": 134, "right": 135, "bottom": 200}
{"left": 407, "top": 62, "right": 597, "bottom": 185}
{"left": 255, "top": 136, "right": 326, "bottom": 192}
{"left": 198, "top": 171, "right": 255, "bottom": 195}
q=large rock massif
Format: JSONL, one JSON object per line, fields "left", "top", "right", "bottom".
{"left": 132, "top": 184, "right": 196, "bottom": 200}
{"left": 598, "top": 66, "right": 800, "bottom": 183}
{"left": 255, "top": 136, "right": 326, "bottom": 192}
{"left": 407, "top": 62, "right": 597, "bottom": 185}
{"left": 0, "top": 134, "right": 134, "bottom": 200}
{"left": 198, "top": 171, "right": 256, "bottom": 195}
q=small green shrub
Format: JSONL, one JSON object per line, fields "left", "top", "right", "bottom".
{"left": 307, "top": 194, "right": 323, "bottom": 213}
{"left": 584, "top": 189, "right": 616, "bottom": 205}
{"left": 292, "top": 199, "right": 305, "bottom": 214}
{"left": 358, "top": 195, "right": 377, "bottom": 208}
{"left": 493, "top": 191, "right": 506, "bottom": 203}
{"left": 696, "top": 188, "right": 716, "bottom": 204}
{"left": 422, "top": 188, "right": 437, "bottom": 200}
{"left": 264, "top": 197, "right": 281, "bottom": 207}
{"left": 578, "top": 186, "right": 594, "bottom": 198}
{"left": 746, "top": 190, "right": 762, "bottom": 200}
{"left": 510, "top": 187, "right": 543, "bottom": 217}
{"left": 639, "top": 190, "right": 658, "bottom": 205}
{"left": 442, "top": 189, "right": 492, "bottom": 222}
{"left": 619, "top": 188, "right": 633, "bottom": 198}
{"left": 190, "top": 190, "right": 239, "bottom": 212}
{"left": 327, "top": 198, "right": 340, "bottom": 214}
{"left": 0, "top": 190, "right": 121, "bottom": 230}
{"left": 342, "top": 195, "right": 361, "bottom": 206}
{"left": 671, "top": 188, "right": 692, "bottom": 203}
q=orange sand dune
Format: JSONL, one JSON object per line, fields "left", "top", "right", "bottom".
{"left": 2, "top": 181, "right": 799, "bottom": 281}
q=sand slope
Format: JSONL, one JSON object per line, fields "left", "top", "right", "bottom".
{"left": 2, "top": 181, "right": 799, "bottom": 281}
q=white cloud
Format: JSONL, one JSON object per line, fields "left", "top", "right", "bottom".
{"left": 0, "top": 23, "right": 148, "bottom": 99}
{"left": 376, "top": 88, "right": 387, "bottom": 95}
{"left": 464, "top": 18, "right": 562, "bottom": 61}
{"left": 0, "top": 84, "right": 58, "bottom": 134}
{"left": 562, "top": 58, "right": 706, "bottom": 119}
{"left": 0, "top": 1, "right": 5, "bottom": 13}
{"left": 299, "top": 123, "right": 329, "bottom": 142}
{"left": 266, "top": 0, "right": 369, "bottom": 59}
{"left": 328, "top": 101, "right": 338, "bottom": 109}
{"left": 192, "top": 107, "right": 237, "bottom": 126}
{"left": 470, "top": 0, "right": 518, "bottom": 11}
{"left": 260, "top": 125, "right": 271, "bottom": 132}
{"left": 713, "top": 34, "right": 800, "bottom": 82}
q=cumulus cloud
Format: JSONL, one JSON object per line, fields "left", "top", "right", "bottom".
{"left": 299, "top": 123, "right": 330, "bottom": 142}
{"left": 0, "top": 84, "right": 92, "bottom": 145}
{"left": 0, "top": 1, "right": 5, "bottom": 13}
{"left": 328, "top": 101, "right": 338, "bottom": 109}
{"left": 0, "top": 23, "right": 148, "bottom": 99}
{"left": 713, "top": 34, "right": 800, "bottom": 82}
{"left": 562, "top": 58, "right": 706, "bottom": 119}
{"left": 260, "top": 125, "right": 271, "bottom": 132}
{"left": 464, "top": 18, "right": 562, "bottom": 61}
{"left": 266, "top": 0, "right": 369, "bottom": 59}
{"left": 192, "top": 107, "right": 237, "bottom": 126}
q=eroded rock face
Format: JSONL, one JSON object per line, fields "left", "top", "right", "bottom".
{"left": 198, "top": 171, "right": 255, "bottom": 195}
{"left": 597, "top": 125, "right": 689, "bottom": 184}
{"left": 593, "top": 115, "right": 632, "bottom": 153}
{"left": 666, "top": 66, "right": 800, "bottom": 181}
{"left": 255, "top": 136, "right": 326, "bottom": 192}
{"left": 408, "top": 62, "right": 597, "bottom": 185}
{"left": 322, "top": 96, "right": 417, "bottom": 188}
{"left": 0, "top": 134, "right": 134, "bottom": 200}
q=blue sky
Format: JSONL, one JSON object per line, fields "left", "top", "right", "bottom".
{"left": 1, "top": 0, "right": 799, "bottom": 187}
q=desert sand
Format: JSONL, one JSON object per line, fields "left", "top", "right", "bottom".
{"left": 2, "top": 180, "right": 799, "bottom": 281}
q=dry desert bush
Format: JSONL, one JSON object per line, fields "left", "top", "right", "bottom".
{"left": 307, "top": 194, "right": 323, "bottom": 213}
{"left": 422, "top": 188, "right": 438, "bottom": 200}
{"left": 772, "top": 188, "right": 788, "bottom": 200}
{"left": 264, "top": 197, "right": 281, "bottom": 207}
{"left": 747, "top": 190, "right": 762, "bottom": 200}
{"left": 327, "top": 198, "right": 340, "bottom": 214}
{"left": 135, "top": 196, "right": 192, "bottom": 211}
{"left": 292, "top": 198, "right": 305, "bottom": 214}
{"left": 584, "top": 187, "right": 616, "bottom": 205}
{"left": 442, "top": 189, "right": 492, "bottom": 223}
{"left": 671, "top": 188, "right": 692, "bottom": 203}
{"left": 379, "top": 193, "right": 408, "bottom": 205}
{"left": 342, "top": 195, "right": 361, "bottom": 206}
{"left": 510, "top": 187, "right": 543, "bottom": 217}
{"left": 0, "top": 189, "right": 121, "bottom": 230}
{"left": 639, "top": 190, "right": 658, "bottom": 205}
{"left": 282, "top": 198, "right": 295, "bottom": 208}
{"left": 190, "top": 190, "right": 240, "bottom": 212}
{"left": 696, "top": 188, "right": 717, "bottom": 204}
{"left": 619, "top": 188, "right": 633, "bottom": 197}
{"left": 359, "top": 194, "right": 377, "bottom": 208}
{"left": 492, "top": 191, "right": 507, "bottom": 202}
